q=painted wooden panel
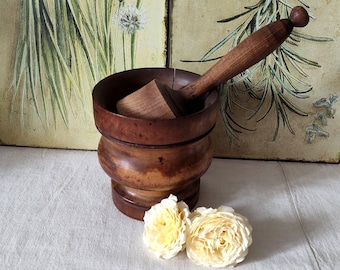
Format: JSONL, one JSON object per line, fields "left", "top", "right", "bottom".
{"left": 2, "top": 0, "right": 339, "bottom": 163}
{"left": 170, "top": 0, "right": 340, "bottom": 162}
{"left": 0, "top": 0, "right": 167, "bottom": 149}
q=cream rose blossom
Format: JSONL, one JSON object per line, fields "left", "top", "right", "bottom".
{"left": 143, "top": 195, "right": 190, "bottom": 259}
{"left": 186, "top": 206, "right": 252, "bottom": 268}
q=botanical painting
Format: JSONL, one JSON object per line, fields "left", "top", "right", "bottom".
{"left": 2, "top": 0, "right": 339, "bottom": 162}
{"left": 170, "top": 0, "right": 340, "bottom": 162}
{"left": 0, "top": 0, "right": 167, "bottom": 149}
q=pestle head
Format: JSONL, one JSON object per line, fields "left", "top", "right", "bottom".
{"left": 290, "top": 6, "right": 309, "bottom": 27}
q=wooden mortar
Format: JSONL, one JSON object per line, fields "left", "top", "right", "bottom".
{"left": 93, "top": 68, "right": 218, "bottom": 220}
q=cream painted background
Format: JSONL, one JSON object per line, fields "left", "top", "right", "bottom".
{"left": 0, "top": 0, "right": 167, "bottom": 149}
{"left": 1, "top": 0, "right": 339, "bottom": 162}
{"left": 170, "top": 0, "right": 340, "bottom": 162}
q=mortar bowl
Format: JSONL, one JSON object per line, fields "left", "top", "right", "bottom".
{"left": 92, "top": 68, "right": 218, "bottom": 220}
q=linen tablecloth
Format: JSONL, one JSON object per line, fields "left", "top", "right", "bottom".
{"left": 1, "top": 146, "right": 339, "bottom": 269}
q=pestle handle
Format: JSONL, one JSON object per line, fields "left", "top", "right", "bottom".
{"left": 180, "top": 6, "right": 309, "bottom": 100}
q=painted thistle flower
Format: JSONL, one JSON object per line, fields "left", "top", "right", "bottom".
{"left": 113, "top": 5, "right": 147, "bottom": 34}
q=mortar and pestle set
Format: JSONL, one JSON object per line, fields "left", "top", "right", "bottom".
{"left": 93, "top": 7, "right": 309, "bottom": 220}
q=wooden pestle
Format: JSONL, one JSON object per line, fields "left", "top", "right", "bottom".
{"left": 116, "top": 6, "right": 309, "bottom": 119}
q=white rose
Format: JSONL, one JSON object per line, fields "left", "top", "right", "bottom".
{"left": 143, "top": 194, "right": 190, "bottom": 259}
{"left": 186, "top": 206, "right": 252, "bottom": 268}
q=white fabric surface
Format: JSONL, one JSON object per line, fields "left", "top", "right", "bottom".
{"left": 1, "top": 145, "right": 340, "bottom": 270}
